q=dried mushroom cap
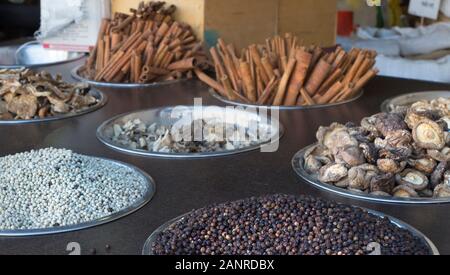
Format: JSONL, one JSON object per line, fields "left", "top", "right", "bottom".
{"left": 370, "top": 173, "right": 395, "bottom": 194}
{"left": 405, "top": 101, "right": 439, "bottom": 129}
{"left": 316, "top": 123, "right": 358, "bottom": 155}
{"left": 304, "top": 155, "right": 323, "bottom": 174}
{"left": 395, "top": 169, "right": 429, "bottom": 191}
{"left": 408, "top": 158, "right": 437, "bottom": 175}
{"left": 434, "top": 184, "right": 450, "bottom": 198}
{"left": 335, "top": 146, "right": 365, "bottom": 167}
{"left": 335, "top": 177, "right": 350, "bottom": 188}
{"left": 348, "top": 164, "right": 378, "bottom": 191}
{"left": 392, "top": 185, "right": 419, "bottom": 198}
{"left": 7, "top": 94, "right": 38, "bottom": 119}
{"left": 361, "top": 115, "right": 379, "bottom": 133}
{"left": 318, "top": 163, "right": 348, "bottom": 183}
{"left": 377, "top": 158, "right": 406, "bottom": 174}
{"left": 427, "top": 147, "right": 450, "bottom": 162}
{"left": 413, "top": 119, "right": 445, "bottom": 150}
{"left": 375, "top": 113, "right": 408, "bottom": 137}
{"left": 359, "top": 143, "right": 378, "bottom": 164}
{"left": 431, "top": 161, "right": 448, "bottom": 189}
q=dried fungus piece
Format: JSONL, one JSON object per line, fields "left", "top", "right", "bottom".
{"left": 348, "top": 164, "right": 378, "bottom": 191}
{"left": 430, "top": 162, "right": 448, "bottom": 189}
{"left": 335, "top": 146, "right": 365, "bottom": 167}
{"left": 375, "top": 113, "right": 408, "bottom": 137}
{"left": 316, "top": 123, "right": 358, "bottom": 155}
{"left": 408, "top": 158, "right": 437, "bottom": 175}
{"left": 427, "top": 147, "right": 450, "bottom": 162}
{"left": 7, "top": 94, "right": 38, "bottom": 119}
{"left": 370, "top": 173, "right": 395, "bottom": 194}
{"left": 395, "top": 169, "right": 429, "bottom": 191}
{"left": 377, "top": 158, "right": 406, "bottom": 174}
{"left": 412, "top": 119, "right": 445, "bottom": 150}
{"left": 318, "top": 163, "right": 348, "bottom": 183}
{"left": 434, "top": 184, "right": 450, "bottom": 198}
{"left": 392, "top": 185, "right": 419, "bottom": 198}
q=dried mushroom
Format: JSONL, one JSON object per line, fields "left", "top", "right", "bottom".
{"left": 395, "top": 169, "right": 429, "bottom": 191}
{"left": 392, "top": 185, "right": 419, "bottom": 198}
{"left": 348, "top": 164, "right": 378, "bottom": 191}
{"left": 303, "top": 97, "right": 450, "bottom": 200}
{"left": 408, "top": 158, "right": 437, "bottom": 175}
{"left": 412, "top": 119, "right": 445, "bottom": 150}
{"left": 427, "top": 147, "right": 450, "bottom": 162}
{"left": 375, "top": 113, "right": 408, "bottom": 137}
{"left": 377, "top": 159, "right": 406, "bottom": 174}
{"left": 318, "top": 163, "right": 348, "bottom": 183}
{"left": 370, "top": 173, "right": 395, "bottom": 194}
{"left": 434, "top": 184, "right": 450, "bottom": 198}
{"left": 0, "top": 69, "right": 99, "bottom": 120}
{"left": 316, "top": 123, "right": 358, "bottom": 155}
{"left": 335, "top": 146, "right": 365, "bottom": 167}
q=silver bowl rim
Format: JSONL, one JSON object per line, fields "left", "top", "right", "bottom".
{"left": 292, "top": 144, "right": 450, "bottom": 205}
{"left": 142, "top": 202, "right": 439, "bottom": 255}
{"left": 0, "top": 156, "right": 156, "bottom": 237}
{"left": 71, "top": 65, "right": 189, "bottom": 88}
{"left": 96, "top": 106, "right": 284, "bottom": 159}
{"left": 208, "top": 88, "right": 365, "bottom": 110}
{"left": 0, "top": 87, "right": 108, "bottom": 125}
{"left": 0, "top": 41, "right": 86, "bottom": 69}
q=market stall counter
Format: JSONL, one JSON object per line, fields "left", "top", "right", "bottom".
{"left": 0, "top": 60, "right": 450, "bottom": 255}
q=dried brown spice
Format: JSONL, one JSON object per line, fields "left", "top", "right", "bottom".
{"left": 302, "top": 97, "right": 450, "bottom": 199}
{"left": 0, "top": 69, "right": 99, "bottom": 120}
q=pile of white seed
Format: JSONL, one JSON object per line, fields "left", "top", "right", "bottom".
{"left": 0, "top": 148, "right": 149, "bottom": 231}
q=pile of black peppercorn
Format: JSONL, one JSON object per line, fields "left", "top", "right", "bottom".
{"left": 151, "top": 195, "right": 431, "bottom": 255}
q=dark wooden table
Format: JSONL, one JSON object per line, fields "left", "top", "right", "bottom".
{"left": 1, "top": 59, "right": 450, "bottom": 255}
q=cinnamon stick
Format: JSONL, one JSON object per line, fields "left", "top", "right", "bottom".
{"left": 304, "top": 59, "right": 331, "bottom": 96}
{"left": 284, "top": 49, "right": 312, "bottom": 106}
{"left": 273, "top": 57, "right": 297, "bottom": 106}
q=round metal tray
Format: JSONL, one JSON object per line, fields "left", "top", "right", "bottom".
{"left": 0, "top": 88, "right": 107, "bottom": 125}
{"left": 208, "top": 88, "right": 364, "bottom": 110}
{"left": 71, "top": 65, "right": 188, "bottom": 88}
{"left": 142, "top": 206, "right": 439, "bottom": 255}
{"left": 381, "top": 91, "right": 450, "bottom": 113}
{"left": 97, "top": 106, "right": 284, "bottom": 159}
{"left": 293, "top": 144, "right": 450, "bottom": 205}
{"left": 0, "top": 41, "right": 85, "bottom": 69}
{"left": 0, "top": 157, "right": 156, "bottom": 237}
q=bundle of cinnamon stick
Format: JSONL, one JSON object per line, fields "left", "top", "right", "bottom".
{"left": 79, "top": 1, "right": 209, "bottom": 84}
{"left": 196, "top": 33, "right": 379, "bottom": 106}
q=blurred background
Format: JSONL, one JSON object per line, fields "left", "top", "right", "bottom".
{"left": 0, "top": 0, "right": 39, "bottom": 41}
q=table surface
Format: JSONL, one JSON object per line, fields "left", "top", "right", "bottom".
{"left": 1, "top": 58, "right": 450, "bottom": 255}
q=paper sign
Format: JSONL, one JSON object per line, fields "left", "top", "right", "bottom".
{"left": 41, "top": 0, "right": 111, "bottom": 52}
{"left": 408, "top": 0, "right": 442, "bottom": 20}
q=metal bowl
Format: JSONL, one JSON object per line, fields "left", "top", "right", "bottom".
{"left": 381, "top": 91, "right": 450, "bottom": 113}
{"left": 0, "top": 41, "right": 85, "bottom": 69}
{"left": 97, "top": 106, "right": 283, "bottom": 159}
{"left": 292, "top": 144, "right": 450, "bottom": 205}
{"left": 71, "top": 65, "right": 188, "bottom": 88}
{"left": 0, "top": 157, "right": 156, "bottom": 237}
{"left": 0, "top": 88, "right": 107, "bottom": 125}
{"left": 142, "top": 206, "right": 439, "bottom": 255}
{"left": 208, "top": 88, "right": 364, "bottom": 110}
